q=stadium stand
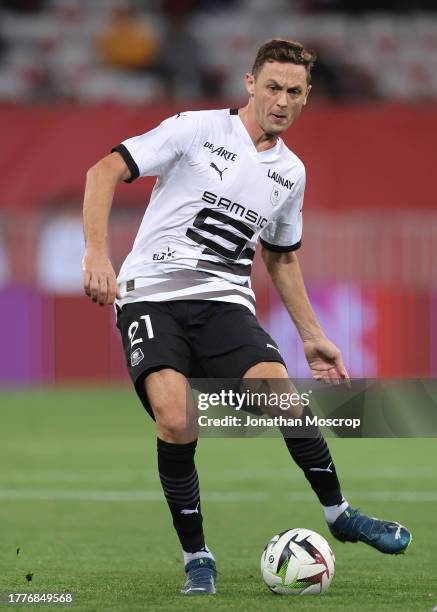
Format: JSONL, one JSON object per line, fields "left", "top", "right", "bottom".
{"left": 0, "top": 0, "right": 436, "bottom": 101}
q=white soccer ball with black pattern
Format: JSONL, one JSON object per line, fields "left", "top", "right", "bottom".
{"left": 260, "top": 528, "right": 335, "bottom": 595}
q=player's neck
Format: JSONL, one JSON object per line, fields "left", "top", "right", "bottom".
{"left": 238, "top": 105, "right": 278, "bottom": 153}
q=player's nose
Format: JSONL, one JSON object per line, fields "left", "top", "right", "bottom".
{"left": 276, "top": 91, "right": 288, "bottom": 108}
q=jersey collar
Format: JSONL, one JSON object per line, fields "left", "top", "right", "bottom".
{"left": 229, "top": 108, "right": 281, "bottom": 162}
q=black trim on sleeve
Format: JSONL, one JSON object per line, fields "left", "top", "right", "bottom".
{"left": 260, "top": 238, "right": 302, "bottom": 252}
{"left": 229, "top": 108, "right": 239, "bottom": 115}
{"left": 111, "top": 144, "right": 139, "bottom": 183}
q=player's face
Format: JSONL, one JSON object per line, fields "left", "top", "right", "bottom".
{"left": 246, "top": 61, "right": 311, "bottom": 136}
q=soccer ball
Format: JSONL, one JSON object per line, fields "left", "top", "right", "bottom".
{"left": 260, "top": 528, "right": 335, "bottom": 595}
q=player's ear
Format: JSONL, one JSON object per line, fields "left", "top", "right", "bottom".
{"left": 303, "top": 84, "right": 312, "bottom": 105}
{"left": 245, "top": 72, "right": 255, "bottom": 97}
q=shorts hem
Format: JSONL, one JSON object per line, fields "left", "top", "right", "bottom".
{"left": 238, "top": 357, "right": 287, "bottom": 378}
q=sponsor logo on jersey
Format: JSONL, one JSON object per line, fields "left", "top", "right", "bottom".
{"left": 153, "top": 246, "right": 176, "bottom": 261}
{"left": 210, "top": 162, "right": 227, "bottom": 180}
{"left": 267, "top": 169, "right": 294, "bottom": 190}
{"left": 204, "top": 141, "right": 237, "bottom": 161}
{"left": 202, "top": 190, "right": 268, "bottom": 228}
{"left": 131, "top": 347, "right": 144, "bottom": 367}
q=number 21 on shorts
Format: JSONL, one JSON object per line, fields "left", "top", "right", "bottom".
{"left": 128, "top": 314, "right": 154, "bottom": 349}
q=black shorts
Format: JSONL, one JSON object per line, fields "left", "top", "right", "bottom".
{"left": 116, "top": 300, "right": 286, "bottom": 418}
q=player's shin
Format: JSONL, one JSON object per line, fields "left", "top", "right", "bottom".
{"left": 281, "top": 431, "right": 348, "bottom": 523}
{"left": 157, "top": 437, "right": 211, "bottom": 556}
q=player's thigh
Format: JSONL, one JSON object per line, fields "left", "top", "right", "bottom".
{"left": 194, "top": 305, "right": 304, "bottom": 418}
{"left": 193, "top": 302, "right": 286, "bottom": 378}
{"left": 116, "top": 301, "right": 191, "bottom": 416}
{"left": 192, "top": 303, "right": 302, "bottom": 416}
{"left": 145, "top": 368, "right": 198, "bottom": 443}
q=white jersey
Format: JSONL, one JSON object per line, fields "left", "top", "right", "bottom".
{"left": 114, "top": 108, "right": 305, "bottom": 314}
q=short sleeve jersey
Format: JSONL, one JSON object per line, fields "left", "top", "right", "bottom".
{"left": 113, "top": 108, "right": 306, "bottom": 314}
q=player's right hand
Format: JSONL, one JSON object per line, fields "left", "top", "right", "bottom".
{"left": 82, "top": 248, "right": 120, "bottom": 306}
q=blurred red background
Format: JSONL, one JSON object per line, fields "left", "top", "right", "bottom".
{"left": 0, "top": 102, "right": 435, "bottom": 384}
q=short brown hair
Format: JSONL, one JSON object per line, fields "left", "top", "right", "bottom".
{"left": 251, "top": 39, "right": 316, "bottom": 83}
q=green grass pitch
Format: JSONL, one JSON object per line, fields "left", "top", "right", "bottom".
{"left": 0, "top": 388, "right": 436, "bottom": 611}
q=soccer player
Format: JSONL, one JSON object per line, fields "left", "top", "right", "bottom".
{"left": 82, "top": 39, "right": 411, "bottom": 595}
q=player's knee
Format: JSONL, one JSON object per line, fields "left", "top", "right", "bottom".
{"left": 155, "top": 411, "right": 195, "bottom": 443}
{"left": 242, "top": 376, "right": 304, "bottom": 419}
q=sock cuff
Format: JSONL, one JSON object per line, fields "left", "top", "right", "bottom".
{"left": 157, "top": 437, "right": 198, "bottom": 455}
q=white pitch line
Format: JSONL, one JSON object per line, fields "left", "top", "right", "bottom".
{"left": 0, "top": 489, "right": 436, "bottom": 503}
{"left": 3, "top": 466, "right": 435, "bottom": 484}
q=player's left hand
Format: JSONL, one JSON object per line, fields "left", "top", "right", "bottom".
{"left": 303, "top": 336, "right": 350, "bottom": 387}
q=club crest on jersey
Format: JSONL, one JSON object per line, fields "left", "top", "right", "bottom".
{"left": 153, "top": 246, "right": 176, "bottom": 261}
{"left": 131, "top": 347, "right": 144, "bottom": 367}
{"left": 270, "top": 185, "right": 281, "bottom": 206}
{"left": 204, "top": 141, "right": 237, "bottom": 162}
{"left": 267, "top": 169, "right": 294, "bottom": 190}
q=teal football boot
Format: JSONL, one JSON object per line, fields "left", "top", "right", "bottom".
{"left": 329, "top": 506, "right": 412, "bottom": 554}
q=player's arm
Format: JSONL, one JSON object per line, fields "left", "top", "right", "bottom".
{"left": 82, "top": 152, "right": 130, "bottom": 306}
{"left": 261, "top": 247, "right": 349, "bottom": 384}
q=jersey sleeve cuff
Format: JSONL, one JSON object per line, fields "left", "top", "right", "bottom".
{"left": 111, "top": 144, "right": 140, "bottom": 183}
{"left": 260, "top": 238, "right": 302, "bottom": 252}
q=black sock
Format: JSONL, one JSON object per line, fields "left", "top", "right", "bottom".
{"left": 157, "top": 437, "right": 205, "bottom": 553}
{"left": 283, "top": 434, "right": 343, "bottom": 506}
